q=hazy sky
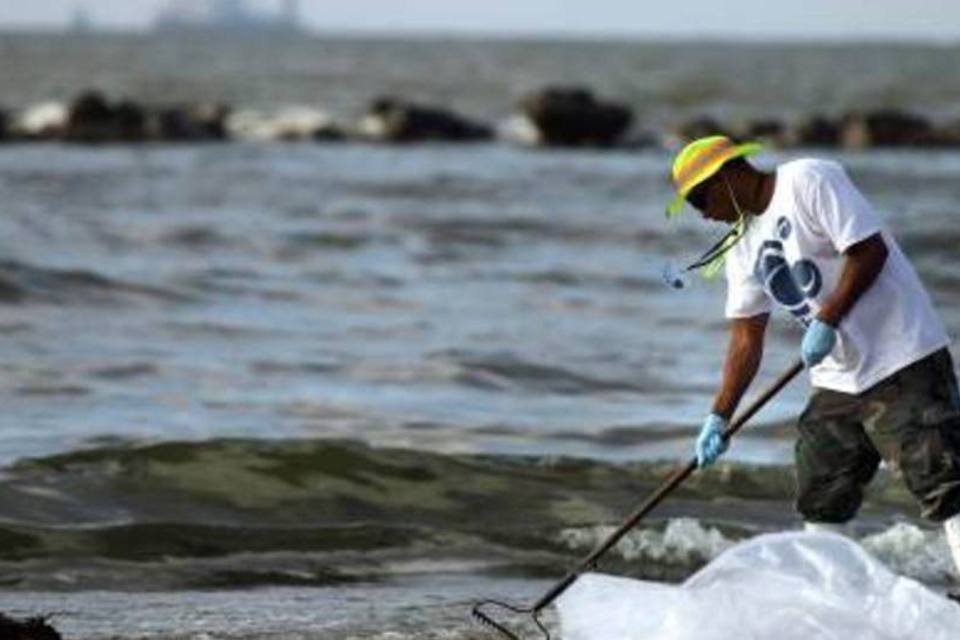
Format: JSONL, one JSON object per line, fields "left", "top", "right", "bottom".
{"left": 2, "top": 0, "right": 960, "bottom": 40}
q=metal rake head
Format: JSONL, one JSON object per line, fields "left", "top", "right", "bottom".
{"left": 471, "top": 599, "right": 550, "bottom": 640}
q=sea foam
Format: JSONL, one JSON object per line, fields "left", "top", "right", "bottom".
{"left": 557, "top": 518, "right": 735, "bottom": 567}
{"left": 559, "top": 517, "right": 958, "bottom": 585}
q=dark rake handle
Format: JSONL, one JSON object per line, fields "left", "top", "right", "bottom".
{"left": 531, "top": 358, "right": 805, "bottom": 613}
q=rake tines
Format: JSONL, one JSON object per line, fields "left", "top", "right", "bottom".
{"left": 471, "top": 599, "right": 549, "bottom": 640}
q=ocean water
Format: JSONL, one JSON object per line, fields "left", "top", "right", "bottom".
{"left": 2, "top": 142, "right": 960, "bottom": 467}
{"left": 3, "top": 33, "right": 960, "bottom": 126}
{"left": 1, "top": 34, "right": 960, "bottom": 639}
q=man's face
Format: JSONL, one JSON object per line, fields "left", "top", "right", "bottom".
{"left": 686, "top": 169, "right": 739, "bottom": 223}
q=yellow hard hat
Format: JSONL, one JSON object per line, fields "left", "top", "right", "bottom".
{"left": 666, "top": 135, "right": 763, "bottom": 217}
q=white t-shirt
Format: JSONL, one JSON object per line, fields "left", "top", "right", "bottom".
{"left": 725, "top": 158, "right": 949, "bottom": 394}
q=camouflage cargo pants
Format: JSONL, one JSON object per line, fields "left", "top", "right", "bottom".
{"left": 796, "top": 348, "right": 960, "bottom": 523}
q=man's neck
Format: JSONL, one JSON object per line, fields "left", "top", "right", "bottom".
{"left": 751, "top": 171, "right": 776, "bottom": 215}
{"left": 721, "top": 169, "right": 777, "bottom": 223}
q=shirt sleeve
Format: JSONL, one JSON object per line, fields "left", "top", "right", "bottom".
{"left": 805, "top": 162, "right": 883, "bottom": 253}
{"left": 724, "top": 246, "right": 772, "bottom": 319}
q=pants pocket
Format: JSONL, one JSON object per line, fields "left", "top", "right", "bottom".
{"left": 899, "top": 417, "right": 960, "bottom": 521}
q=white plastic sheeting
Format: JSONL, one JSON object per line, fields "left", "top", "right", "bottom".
{"left": 557, "top": 531, "right": 960, "bottom": 640}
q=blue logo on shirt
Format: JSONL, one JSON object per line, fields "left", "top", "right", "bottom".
{"left": 754, "top": 218, "right": 823, "bottom": 321}
{"left": 776, "top": 216, "right": 792, "bottom": 240}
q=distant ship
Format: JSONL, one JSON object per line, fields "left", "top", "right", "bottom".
{"left": 154, "top": 0, "right": 302, "bottom": 35}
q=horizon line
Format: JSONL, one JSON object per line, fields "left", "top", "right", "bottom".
{"left": 1, "top": 24, "right": 959, "bottom": 47}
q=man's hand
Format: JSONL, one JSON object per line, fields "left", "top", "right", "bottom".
{"left": 695, "top": 413, "right": 729, "bottom": 467}
{"left": 801, "top": 319, "right": 837, "bottom": 367}
{"left": 800, "top": 233, "right": 886, "bottom": 368}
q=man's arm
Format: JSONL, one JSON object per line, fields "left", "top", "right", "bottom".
{"left": 816, "top": 232, "right": 889, "bottom": 327}
{"left": 712, "top": 313, "right": 769, "bottom": 420}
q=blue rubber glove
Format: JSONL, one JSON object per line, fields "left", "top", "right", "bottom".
{"left": 801, "top": 319, "right": 837, "bottom": 368}
{"left": 695, "top": 413, "right": 729, "bottom": 468}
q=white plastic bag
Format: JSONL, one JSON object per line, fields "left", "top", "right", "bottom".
{"left": 557, "top": 531, "right": 960, "bottom": 640}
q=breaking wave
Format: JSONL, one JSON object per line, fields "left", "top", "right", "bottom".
{"left": 0, "top": 438, "right": 939, "bottom": 590}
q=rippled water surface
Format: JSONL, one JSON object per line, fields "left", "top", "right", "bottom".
{"left": 2, "top": 143, "right": 959, "bottom": 467}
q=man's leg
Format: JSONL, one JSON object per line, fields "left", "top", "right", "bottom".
{"left": 795, "top": 387, "right": 881, "bottom": 527}
{"left": 860, "top": 349, "right": 960, "bottom": 577}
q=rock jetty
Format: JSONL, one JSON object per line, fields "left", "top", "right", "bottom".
{"left": 4, "top": 89, "right": 960, "bottom": 151}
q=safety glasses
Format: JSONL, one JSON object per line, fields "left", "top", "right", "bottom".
{"left": 685, "top": 176, "right": 717, "bottom": 212}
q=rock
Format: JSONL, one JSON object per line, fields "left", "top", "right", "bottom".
{"left": 153, "top": 103, "right": 230, "bottom": 141}
{"left": 313, "top": 125, "right": 345, "bottom": 142}
{"left": 15, "top": 102, "right": 68, "bottom": 139}
{"left": 114, "top": 100, "right": 147, "bottom": 141}
{"left": 357, "top": 96, "right": 492, "bottom": 143}
{"left": 520, "top": 87, "right": 633, "bottom": 147}
{"left": 154, "top": 108, "right": 198, "bottom": 140}
{"left": 496, "top": 114, "right": 543, "bottom": 146}
{"left": 794, "top": 115, "right": 841, "bottom": 147}
{"left": 226, "top": 107, "right": 343, "bottom": 142}
{"left": 0, "top": 612, "right": 62, "bottom": 639}
{"left": 932, "top": 119, "right": 960, "bottom": 147}
{"left": 65, "top": 92, "right": 229, "bottom": 142}
{"left": 66, "top": 91, "right": 112, "bottom": 141}
{"left": 188, "top": 102, "right": 230, "bottom": 140}
{"left": 840, "top": 109, "right": 938, "bottom": 149}
{"left": 66, "top": 90, "right": 146, "bottom": 142}
{"left": 738, "top": 118, "right": 791, "bottom": 147}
